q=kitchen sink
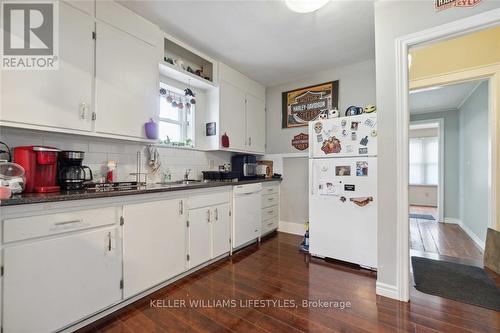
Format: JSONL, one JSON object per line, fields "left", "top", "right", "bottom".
{"left": 155, "top": 179, "right": 205, "bottom": 186}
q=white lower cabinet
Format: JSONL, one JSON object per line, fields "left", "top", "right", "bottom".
{"left": 122, "top": 198, "right": 186, "bottom": 298}
{"left": 187, "top": 207, "right": 212, "bottom": 268}
{"left": 187, "top": 203, "right": 231, "bottom": 269}
{"left": 3, "top": 226, "right": 122, "bottom": 333}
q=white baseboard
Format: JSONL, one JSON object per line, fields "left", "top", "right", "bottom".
{"left": 376, "top": 281, "right": 400, "bottom": 300}
{"left": 278, "top": 221, "right": 306, "bottom": 235}
{"left": 443, "top": 217, "right": 485, "bottom": 250}
{"left": 443, "top": 217, "right": 460, "bottom": 224}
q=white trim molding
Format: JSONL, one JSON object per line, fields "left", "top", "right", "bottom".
{"left": 376, "top": 282, "right": 399, "bottom": 300}
{"left": 278, "top": 220, "right": 306, "bottom": 236}
{"left": 393, "top": 8, "right": 500, "bottom": 302}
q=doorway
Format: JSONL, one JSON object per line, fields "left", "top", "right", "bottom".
{"left": 409, "top": 80, "right": 488, "bottom": 265}
{"left": 394, "top": 19, "right": 500, "bottom": 304}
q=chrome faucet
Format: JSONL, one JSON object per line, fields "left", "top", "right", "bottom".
{"left": 184, "top": 169, "right": 191, "bottom": 181}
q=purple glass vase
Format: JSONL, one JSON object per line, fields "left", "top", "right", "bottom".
{"left": 145, "top": 119, "right": 159, "bottom": 139}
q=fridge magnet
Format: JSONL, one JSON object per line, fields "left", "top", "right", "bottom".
{"left": 342, "top": 129, "right": 348, "bottom": 137}
{"left": 314, "top": 122, "right": 323, "bottom": 134}
{"left": 316, "top": 134, "right": 323, "bottom": 143}
{"left": 350, "top": 196, "right": 373, "bottom": 207}
{"left": 356, "top": 161, "right": 369, "bottom": 176}
{"left": 325, "top": 182, "right": 339, "bottom": 196}
{"left": 351, "top": 132, "right": 357, "bottom": 141}
{"left": 328, "top": 108, "right": 340, "bottom": 118}
{"left": 282, "top": 81, "right": 339, "bottom": 128}
{"left": 206, "top": 122, "right": 216, "bottom": 136}
{"left": 340, "top": 196, "right": 347, "bottom": 203}
{"left": 364, "top": 118, "right": 376, "bottom": 128}
{"left": 344, "top": 184, "right": 356, "bottom": 191}
{"left": 360, "top": 136, "right": 369, "bottom": 146}
{"left": 291, "top": 133, "right": 309, "bottom": 151}
{"left": 341, "top": 119, "right": 347, "bottom": 127}
{"left": 370, "top": 129, "right": 377, "bottom": 137}
{"left": 350, "top": 122, "right": 359, "bottom": 131}
{"left": 345, "top": 106, "right": 364, "bottom": 116}
{"left": 335, "top": 166, "right": 351, "bottom": 176}
{"left": 221, "top": 132, "right": 230, "bottom": 148}
{"left": 345, "top": 145, "right": 354, "bottom": 153}
{"left": 321, "top": 136, "right": 342, "bottom": 154}
{"left": 359, "top": 147, "right": 368, "bottom": 154}
{"left": 364, "top": 105, "right": 377, "bottom": 113}
{"left": 319, "top": 112, "right": 328, "bottom": 119}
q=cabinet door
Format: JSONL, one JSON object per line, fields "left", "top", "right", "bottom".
{"left": 245, "top": 94, "right": 266, "bottom": 154}
{"left": 188, "top": 207, "right": 212, "bottom": 268}
{"left": 219, "top": 80, "right": 247, "bottom": 151}
{"left": 1, "top": 2, "right": 94, "bottom": 131}
{"left": 3, "top": 227, "right": 121, "bottom": 333}
{"left": 212, "top": 204, "right": 230, "bottom": 258}
{"left": 123, "top": 198, "right": 186, "bottom": 298}
{"left": 95, "top": 22, "right": 158, "bottom": 138}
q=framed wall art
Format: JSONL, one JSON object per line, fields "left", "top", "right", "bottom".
{"left": 281, "top": 80, "right": 339, "bottom": 128}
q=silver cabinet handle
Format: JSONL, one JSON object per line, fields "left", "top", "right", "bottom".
{"left": 79, "top": 102, "right": 87, "bottom": 119}
{"left": 249, "top": 137, "right": 252, "bottom": 146}
{"left": 215, "top": 208, "right": 218, "bottom": 221}
{"left": 107, "top": 232, "right": 112, "bottom": 252}
{"left": 268, "top": 198, "right": 274, "bottom": 201}
{"left": 179, "top": 200, "right": 183, "bottom": 215}
{"left": 207, "top": 209, "right": 211, "bottom": 223}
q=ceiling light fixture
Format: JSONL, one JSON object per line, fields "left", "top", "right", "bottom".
{"left": 285, "top": 0, "right": 330, "bottom": 13}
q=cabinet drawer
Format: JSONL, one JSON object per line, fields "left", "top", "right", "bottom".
{"left": 262, "top": 217, "right": 278, "bottom": 234}
{"left": 3, "top": 207, "right": 119, "bottom": 243}
{"left": 262, "top": 206, "right": 278, "bottom": 221}
{"left": 261, "top": 185, "right": 279, "bottom": 195}
{"left": 262, "top": 193, "right": 279, "bottom": 208}
{"left": 187, "top": 191, "right": 230, "bottom": 209}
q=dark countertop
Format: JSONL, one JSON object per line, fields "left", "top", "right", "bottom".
{"left": 1, "top": 178, "right": 281, "bottom": 207}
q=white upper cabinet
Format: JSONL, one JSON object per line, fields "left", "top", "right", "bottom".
{"left": 1, "top": 2, "right": 94, "bottom": 132}
{"left": 213, "top": 63, "right": 266, "bottom": 154}
{"left": 245, "top": 93, "right": 266, "bottom": 153}
{"left": 219, "top": 80, "right": 247, "bottom": 151}
{"left": 63, "top": 0, "right": 95, "bottom": 15}
{"left": 94, "top": 21, "right": 158, "bottom": 138}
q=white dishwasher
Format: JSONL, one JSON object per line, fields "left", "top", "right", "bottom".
{"left": 232, "top": 183, "right": 262, "bottom": 249}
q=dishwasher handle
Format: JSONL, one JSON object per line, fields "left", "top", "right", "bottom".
{"left": 234, "top": 189, "right": 261, "bottom": 197}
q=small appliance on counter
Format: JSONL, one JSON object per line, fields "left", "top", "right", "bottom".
{"left": 0, "top": 161, "right": 25, "bottom": 195}
{"left": 14, "top": 146, "right": 60, "bottom": 193}
{"left": 58, "top": 151, "right": 93, "bottom": 191}
{"left": 231, "top": 154, "right": 257, "bottom": 179}
{"left": 202, "top": 171, "right": 240, "bottom": 182}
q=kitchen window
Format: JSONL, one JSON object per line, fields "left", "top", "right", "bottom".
{"left": 159, "top": 82, "right": 195, "bottom": 147}
{"left": 409, "top": 136, "right": 438, "bottom": 185}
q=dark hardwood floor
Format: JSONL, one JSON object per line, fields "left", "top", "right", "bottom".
{"left": 80, "top": 232, "right": 500, "bottom": 333}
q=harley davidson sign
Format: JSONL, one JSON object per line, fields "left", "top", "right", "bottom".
{"left": 291, "top": 133, "right": 309, "bottom": 151}
{"left": 282, "top": 81, "right": 339, "bottom": 128}
{"left": 435, "top": 0, "right": 482, "bottom": 11}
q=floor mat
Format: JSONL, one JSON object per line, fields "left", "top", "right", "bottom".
{"left": 412, "top": 256, "right": 500, "bottom": 311}
{"left": 409, "top": 214, "right": 435, "bottom": 220}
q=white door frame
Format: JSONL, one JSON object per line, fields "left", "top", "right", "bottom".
{"left": 394, "top": 8, "right": 500, "bottom": 302}
{"left": 409, "top": 118, "right": 444, "bottom": 222}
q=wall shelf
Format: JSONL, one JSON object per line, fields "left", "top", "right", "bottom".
{"left": 159, "top": 60, "right": 216, "bottom": 91}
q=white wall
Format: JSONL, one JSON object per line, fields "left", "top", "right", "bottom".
{"left": 459, "top": 81, "right": 489, "bottom": 245}
{"left": 374, "top": 0, "right": 500, "bottom": 297}
{"left": 279, "top": 157, "right": 309, "bottom": 225}
{"left": 409, "top": 185, "right": 438, "bottom": 207}
{"left": 265, "top": 59, "right": 376, "bottom": 154}
{"left": 1, "top": 127, "right": 231, "bottom": 183}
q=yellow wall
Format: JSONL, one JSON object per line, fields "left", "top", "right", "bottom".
{"left": 409, "top": 25, "right": 500, "bottom": 80}
{"left": 409, "top": 25, "right": 500, "bottom": 232}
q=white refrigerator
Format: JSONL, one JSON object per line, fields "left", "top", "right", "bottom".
{"left": 308, "top": 113, "right": 377, "bottom": 269}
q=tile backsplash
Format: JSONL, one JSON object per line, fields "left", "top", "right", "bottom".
{"left": 0, "top": 127, "right": 232, "bottom": 183}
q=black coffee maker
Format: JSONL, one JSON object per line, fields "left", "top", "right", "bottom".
{"left": 58, "top": 151, "right": 93, "bottom": 191}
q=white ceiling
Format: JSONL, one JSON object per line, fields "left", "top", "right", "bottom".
{"left": 118, "top": 0, "right": 376, "bottom": 87}
{"left": 409, "top": 81, "right": 482, "bottom": 115}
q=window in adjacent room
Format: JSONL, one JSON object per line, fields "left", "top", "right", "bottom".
{"left": 159, "top": 82, "right": 195, "bottom": 147}
{"left": 409, "top": 136, "right": 438, "bottom": 185}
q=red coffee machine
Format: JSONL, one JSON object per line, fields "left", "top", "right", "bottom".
{"left": 13, "top": 146, "right": 60, "bottom": 193}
